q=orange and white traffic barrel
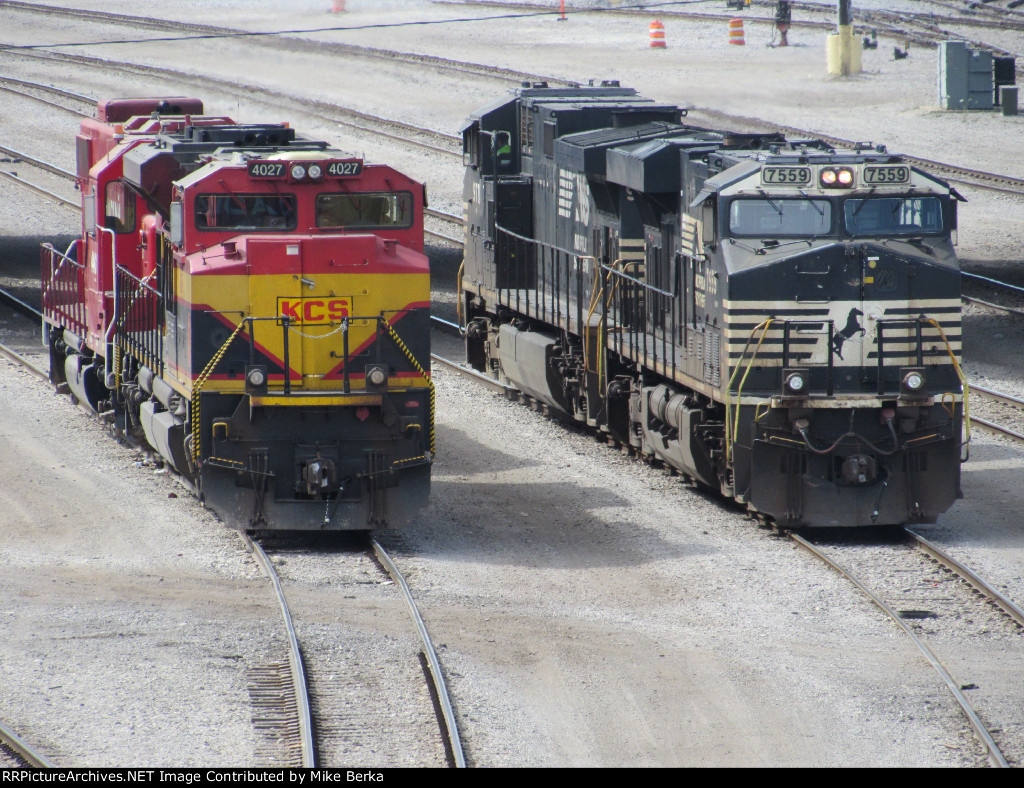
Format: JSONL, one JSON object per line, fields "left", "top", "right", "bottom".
{"left": 649, "top": 20, "right": 666, "bottom": 49}
{"left": 728, "top": 18, "right": 745, "bottom": 46}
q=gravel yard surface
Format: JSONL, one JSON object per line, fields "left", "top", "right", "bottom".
{"left": 1, "top": 0, "right": 1023, "bottom": 767}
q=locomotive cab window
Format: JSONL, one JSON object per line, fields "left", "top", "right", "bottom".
{"left": 495, "top": 131, "right": 514, "bottom": 173}
{"left": 728, "top": 198, "right": 832, "bottom": 238}
{"left": 104, "top": 181, "right": 136, "bottom": 233}
{"left": 843, "top": 196, "right": 945, "bottom": 237}
{"left": 464, "top": 125, "right": 481, "bottom": 169}
{"left": 195, "top": 194, "right": 297, "bottom": 231}
{"left": 316, "top": 191, "right": 413, "bottom": 229}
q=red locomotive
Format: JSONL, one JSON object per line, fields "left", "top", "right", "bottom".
{"left": 42, "top": 97, "right": 433, "bottom": 530}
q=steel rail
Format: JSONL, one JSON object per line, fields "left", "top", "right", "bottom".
{"left": 970, "top": 384, "right": 1024, "bottom": 442}
{"left": 369, "top": 538, "right": 466, "bottom": 768}
{"left": 241, "top": 534, "right": 316, "bottom": 768}
{"left": 972, "top": 382, "right": 1024, "bottom": 409}
{"left": 11, "top": 23, "right": 1024, "bottom": 199}
{"left": 905, "top": 529, "right": 1024, "bottom": 629}
{"left": 431, "top": 352, "right": 512, "bottom": 394}
{"left": 0, "top": 74, "right": 94, "bottom": 106}
{"left": 0, "top": 721, "right": 53, "bottom": 768}
{"left": 786, "top": 531, "right": 1009, "bottom": 768}
{"left": 0, "top": 0, "right": 562, "bottom": 90}
{"left": 425, "top": 228, "right": 464, "bottom": 246}
{"left": 962, "top": 295, "right": 1024, "bottom": 318}
{"left": 963, "top": 271, "right": 1024, "bottom": 297}
{"left": 970, "top": 414, "right": 1024, "bottom": 443}
{"left": 424, "top": 208, "right": 465, "bottom": 246}
{"left": 0, "top": 82, "right": 90, "bottom": 116}
{"left": 0, "top": 286, "right": 43, "bottom": 322}
{"left": 0, "top": 144, "right": 75, "bottom": 179}
{"left": 0, "top": 170, "right": 77, "bottom": 208}
{"left": 0, "top": 340, "right": 48, "bottom": 382}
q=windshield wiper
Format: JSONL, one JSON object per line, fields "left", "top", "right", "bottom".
{"left": 757, "top": 188, "right": 783, "bottom": 216}
{"left": 799, "top": 190, "right": 825, "bottom": 216}
{"left": 850, "top": 187, "right": 877, "bottom": 218}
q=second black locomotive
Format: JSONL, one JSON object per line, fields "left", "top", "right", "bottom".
{"left": 460, "top": 82, "right": 967, "bottom": 527}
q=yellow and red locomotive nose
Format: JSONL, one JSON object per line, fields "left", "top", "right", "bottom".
{"left": 184, "top": 233, "right": 430, "bottom": 393}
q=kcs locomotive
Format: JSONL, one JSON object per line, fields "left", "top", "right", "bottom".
{"left": 461, "top": 82, "right": 967, "bottom": 527}
{"left": 42, "top": 98, "right": 432, "bottom": 530}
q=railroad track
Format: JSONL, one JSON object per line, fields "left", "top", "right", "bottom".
{"left": 785, "top": 526, "right": 1024, "bottom": 768}
{"left": 970, "top": 383, "right": 1024, "bottom": 443}
{"left": 8, "top": 1, "right": 1024, "bottom": 196}
{"left": 0, "top": 721, "right": 53, "bottom": 768}
{"left": 242, "top": 531, "right": 465, "bottom": 767}
{"left": 448, "top": 0, "right": 1024, "bottom": 67}
{"left": 0, "top": 141, "right": 78, "bottom": 208}
{"left": 429, "top": 311, "right": 1024, "bottom": 765}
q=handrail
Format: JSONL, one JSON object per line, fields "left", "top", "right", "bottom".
{"left": 925, "top": 317, "right": 971, "bottom": 459}
{"left": 724, "top": 319, "right": 774, "bottom": 465}
{"left": 97, "top": 226, "right": 120, "bottom": 389}
{"left": 381, "top": 315, "right": 436, "bottom": 456}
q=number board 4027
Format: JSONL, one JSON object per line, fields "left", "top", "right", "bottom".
{"left": 761, "top": 166, "right": 811, "bottom": 186}
{"left": 326, "top": 160, "right": 363, "bottom": 178}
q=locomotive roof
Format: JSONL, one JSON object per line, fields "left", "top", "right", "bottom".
{"left": 554, "top": 121, "right": 695, "bottom": 178}
{"left": 460, "top": 84, "right": 644, "bottom": 132}
{"left": 606, "top": 135, "right": 723, "bottom": 193}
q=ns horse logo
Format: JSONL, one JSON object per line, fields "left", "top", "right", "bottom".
{"left": 831, "top": 307, "right": 865, "bottom": 360}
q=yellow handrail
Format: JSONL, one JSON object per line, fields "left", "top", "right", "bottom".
{"left": 190, "top": 320, "right": 248, "bottom": 464}
{"left": 724, "top": 319, "right": 774, "bottom": 465}
{"left": 925, "top": 317, "right": 970, "bottom": 456}
{"left": 381, "top": 316, "right": 436, "bottom": 457}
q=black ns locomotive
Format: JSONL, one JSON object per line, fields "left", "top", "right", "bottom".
{"left": 460, "top": 82, "right": 967, "bottom": 527}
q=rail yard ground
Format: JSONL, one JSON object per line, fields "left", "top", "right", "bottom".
{"left": 1, "top": 0, "right": 1024, "bottom": 767}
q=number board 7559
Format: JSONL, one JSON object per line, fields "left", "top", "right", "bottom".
{"left": 761, "top": 166, "right": 811, "bottom": 186}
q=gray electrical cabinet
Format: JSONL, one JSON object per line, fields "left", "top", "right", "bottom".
{"left": 939, "top": 40, "right": 994, "bottom": 110}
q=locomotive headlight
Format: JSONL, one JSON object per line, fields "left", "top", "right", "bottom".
{"left": 783, "top": 368, "right": 810, "bottom": 395}
{"left": 366, "top": 365, "right": 388, "bottom": 388}
{"left": 307, "top": 163, "right": 323, "bottom": 180}
{"left": 247, "top": 367, "right": 266, "bottom": 387}
{"left": 819, "top": 167, "right": 855, "bottom": 188}
{"left": 245, "top": 365, "right": 268, "bottom": 394}
{"left": 900, "top": 367, "right": 927, "bottom": 397}
{"left": 290, "top": 163, "right": 307, "bottom": 180}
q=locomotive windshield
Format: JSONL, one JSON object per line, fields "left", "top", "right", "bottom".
{"left": 316, "top": 191, "right": 413, "bottom": 229}
{"left": 728, "top": 197, "right": 832, "bottom": 237}
{"left": 843, "top": 196, "right": 944, "bottom": 236}
{"left": 195, "top": 194, "right": 297, "bottom": 231}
